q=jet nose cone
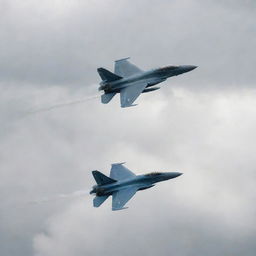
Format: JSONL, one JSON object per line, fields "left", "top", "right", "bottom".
{"left": 164, "top": 172, "right": 183, "bottom": 180}
{"left": 182, "top": 65, "right": 198, "bottom": 72}
{"left": 190, "top": 65, "right": 198, "bottom": 71}
{"left": 172, "top": 172, "right": 183, "bottom": 178}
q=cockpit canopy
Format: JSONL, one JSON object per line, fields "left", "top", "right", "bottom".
{"left": 158, "top": 66, "right": 178, "bottom": 71}
{"left": 145, "top": 172, "right": 162, "bottom": 176}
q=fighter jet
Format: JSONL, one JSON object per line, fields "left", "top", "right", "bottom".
{"left": 90, "top": 163, "right": 182, "bottom": 211}
{"left": 97, "top": 58, "right": 197, "bottom": 108}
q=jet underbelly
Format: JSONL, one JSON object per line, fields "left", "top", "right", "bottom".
{"left": 146, "top": 78, "right": 166, "bottom": 88}
{"left": 138, "top": 184, "right": 155, "bottom": 191}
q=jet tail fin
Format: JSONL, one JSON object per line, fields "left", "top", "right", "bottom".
{"left": 97, "top": 68, "right": 122, "bottom": 82}
{"left": 92, "top": 170, "right": 116, "bottom": 185}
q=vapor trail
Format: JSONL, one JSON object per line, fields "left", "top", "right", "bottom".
{"left": 27, "top": 95, "right": 100, "bottom": 114}
{"left": 28, "top": 189, "right": 90, "bottom": 204}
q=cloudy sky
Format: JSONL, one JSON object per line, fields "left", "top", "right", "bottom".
{"left": 1, "top": 0, "right": 256, "bottom": 255}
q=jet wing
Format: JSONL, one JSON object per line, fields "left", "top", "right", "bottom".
{"left": 120, "top": 81, "right": 147, "bottom": 108}
{"left": 110, "top": 163, "right": 136, "bottom": 180}
{"left": 114, "top": 58, "right": 142, "bottom": 77}
{"left": 112, "top": 187, "right": 137, "bottom": 211}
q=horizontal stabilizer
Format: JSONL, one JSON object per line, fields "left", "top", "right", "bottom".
{"left": 93, "top": 195, "right": 109, "bottom": 207}
{"left": 101, "top": 92, "right": 116, "bottom": 104}
{"left": 97, "top": 68, "right": 122, "bottom": 82}
{"left": 92, "top": 170, "right": 116, "bottom": 185}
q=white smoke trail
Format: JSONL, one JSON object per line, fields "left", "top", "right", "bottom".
{"left": 27, "top": 95, "right": 100, "bottom": 114}
{"left": 28, "top": 189, "right": 90, "bottom": 204}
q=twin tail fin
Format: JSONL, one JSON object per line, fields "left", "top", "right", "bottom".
{"left": 92, "top": 170, "right": 116, "bottom": 185}
{"left": 97, "top": 68, "right": 122, "bottom": 82}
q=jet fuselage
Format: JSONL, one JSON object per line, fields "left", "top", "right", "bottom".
{"left": 99, "top": 65, "right": 197, "bottom": 93}
{"left": 90, "top": 172, "right": 182, "bottom": 196}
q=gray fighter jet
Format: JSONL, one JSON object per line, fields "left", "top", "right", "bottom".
{"left": 97, "top": 58, "right": 197, "bottom": 108}
{"left": 90, "top": 163, "right": 182, "bottom": 211}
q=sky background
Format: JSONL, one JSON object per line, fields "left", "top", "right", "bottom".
{"left": 1, "top": 0, "right": 256, "bottom": 255}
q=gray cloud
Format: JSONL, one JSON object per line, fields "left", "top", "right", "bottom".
{"left": 0, "top": 0, "right": 256, "bottom": 255}
{"left": 0, "top": 0, "right": 255, "bottom": 87}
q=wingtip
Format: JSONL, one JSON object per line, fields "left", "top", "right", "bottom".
{"left": 112, "top": 162, "right": 126, "bottom": 166}
{"left": 112, "top": 207, "right": 129, "bottom": 211}
{"left": 121, "top": 104, "right": 138, "bottom": 108}
{"left": 115, "top": 57, "right": 130, "bottom": 62}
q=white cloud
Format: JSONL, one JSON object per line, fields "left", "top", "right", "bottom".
{"left": 1, "top": 0, "right": 256, "bottom": 255}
